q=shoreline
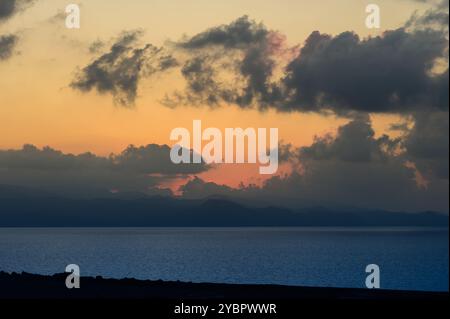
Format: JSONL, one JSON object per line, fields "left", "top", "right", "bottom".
{"left": 0, "top": 271, "right": 447, "bottom": 300}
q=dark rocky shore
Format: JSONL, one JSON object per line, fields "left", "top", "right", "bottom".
{"left": 0, "top": 271, "right": 447, "bottom": 300}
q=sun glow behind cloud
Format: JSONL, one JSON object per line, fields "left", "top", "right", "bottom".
{"left": 0, "top": 0, "right": 448, "bottom": 212}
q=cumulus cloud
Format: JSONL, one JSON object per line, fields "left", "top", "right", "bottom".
{"left": 179, "top": 176, "right": 238, "bottom": 198}
{"left": 0, "top": 144, "right": 209, "bottom": 198}
{"left": 299, "top": 116, "right": 401, "bottom": 163}
{"left": 0, "top": 33, "right": 16, "bottom": 60}
{"left": 0, "top": 0, "right": 35, "bottom": 22}
{"left": 0, "top": 0, "right": 16, "bottom": 21}
{"left": 71, "top": 31, "right": 178, "bottom": 106}
{"left": 63, "top": 14, "right": 448, "bottom": 213}
{"left": 162, "top": 16, "right": 449, "bottom": 115}
{"left": 179, "top": 118, "right": 449, "bottom": 213}
{"left": 164, "top": 16, "right": 287, "bottom": 108}
{"left": 163, "top": 55, "right": 236, "bottom": 107}
{"left": 72, "top": 15, "right": 448, "bottom": 115}
{"left": 113, "top": 144, "right": 208, "bottom": 175}
{"left": 403, "top": 111, "right": 449, "bottom": 179}
{"left": 178, "top": 15, "right": 270, "bottom": 50}
{"left": 280, "top": 28, "right": 448, "bottom": 114}
{"left": 407, "top": 0, "right": 449, "bottom": 32}
{"left": 0, "top": 0, "right": 36, "bottom": 61}
{"left": 88, "top": 39, "right": 105, "bottom": 54}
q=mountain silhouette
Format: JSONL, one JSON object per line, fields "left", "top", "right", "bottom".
{"left": 0, "top": 185, "right": 448, "bottom": 227}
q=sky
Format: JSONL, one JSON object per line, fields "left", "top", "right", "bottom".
{"left": 0, "top": 0, "right": 448, "bottom": 212}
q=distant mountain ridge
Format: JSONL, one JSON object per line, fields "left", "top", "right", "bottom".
{"left": 0, "top": 185, "right": 448, "bottom": 227}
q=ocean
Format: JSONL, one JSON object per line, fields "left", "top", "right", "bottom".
{"left": 0, "top": 227, "right": 448, "bottom": 292}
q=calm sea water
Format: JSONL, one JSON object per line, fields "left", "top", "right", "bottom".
{"left": 0, "top": 227, "right": 448, "bottom": 292}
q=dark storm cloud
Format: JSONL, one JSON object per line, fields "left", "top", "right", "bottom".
{"left": 165, "top": 16, "right": 286, "bottom": 108}
{"left": 165, "top": 16, "right": 449, "bottom": 114}
{"left": 165, "top": 55, "right": 236, "bottom": 107}
{"left": 113, "top": 144, "right": 208, "bottom": 175}
{"left": 299, "top": 115, "right": 400, "bottom": 162}
{"left": 408, "top": 9, "right": 449, "bottom": 28}
{"left": 280, "top": 28, "right": 448, "bottom": 114}
{"left": 293, "top": 116, "right": 448, "bottom": 211}
{"left": 0, "top": 33, "right": 16, "bottom": 60}
{"left": 0, "top": 0, "right": 35, "bottom": 22}
{"left": 88, "top": 40, "right": 105, "bottom": 54}
{"left": 71, "top": 31, "right": 177, "bottom": 106}
{"left": 59, "top": 13, "right": 450, "bottom": 212}
{"left": 0, "top": 0, "right": 35, "bottom": 61}
{"left": 158, "top": 55, "right": 179, "bottom": 70}
{"left": 179, "top": 118, "right": 448, "bottom": 213}
{"left": 407, "top": 0, "right": 449, "bottom": 31}
{"left": 0, "top": 0, "right": 15, "bottom": 21}
{"left": 179, "top": 176, "right": 238, "bottom": 199}
{"left": 72, "top": 15, "right": 448, "bottom": 114}
{"left": 0, "top": 144, "right": 209, "bottom": 198}
{"left": 403, "top": 111, "right": 449, "bottom": 179}
{"left": 178, "top": 15, "right": 270, "bottom": 50}
{"left": 171, "top": 19, "right": 449, "bottom": 210}
{"left": 236, "top": 41, "right": 284, "bottom": 108}
{"left": 179, "top": 56, "right": 222, "bottom": 105}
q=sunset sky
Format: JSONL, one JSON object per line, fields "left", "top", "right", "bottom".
{"left": 0, "top": 0, "right": 448, "bottom": 212}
